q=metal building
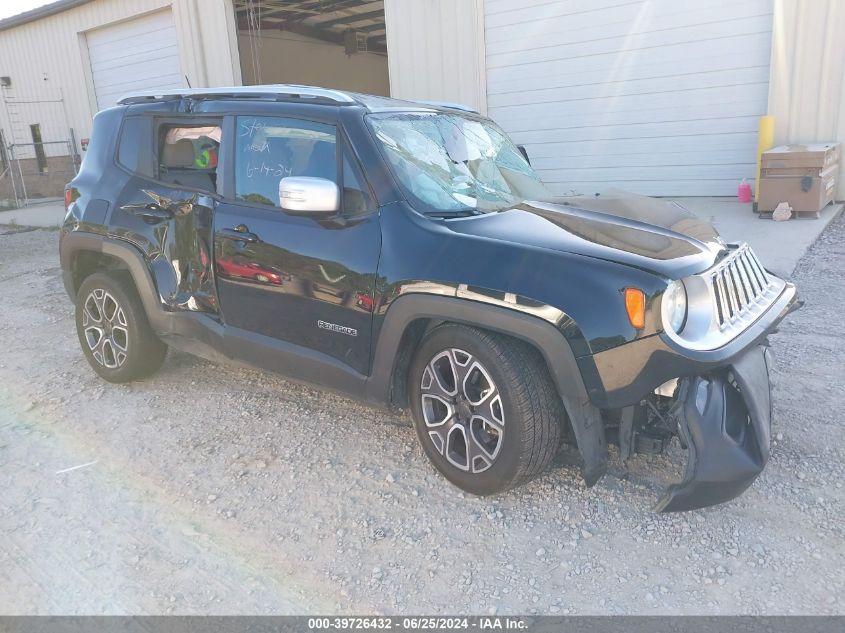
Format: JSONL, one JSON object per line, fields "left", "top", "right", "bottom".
{"left": 0, "top": 0, "right": 842, "bottom": 203}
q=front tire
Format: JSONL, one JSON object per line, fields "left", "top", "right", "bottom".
{"left": 75, "top": 272, "right": 167, "bottom": 383}
{"left": 409, "top": 324, "right": 564, "bottom": 495}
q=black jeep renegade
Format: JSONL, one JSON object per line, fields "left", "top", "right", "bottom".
{"left": 60, "top": 85, "right": 799, "bottom": 511}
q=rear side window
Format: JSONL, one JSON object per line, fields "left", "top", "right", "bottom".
{"left": 235, "top": 116, "right": 337, "bottom": 208}
{"left": 117, "top": 116, "right": 153, "bottom": 178}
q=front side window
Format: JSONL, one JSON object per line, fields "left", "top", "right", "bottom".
{"left": 235, "top": 116, "right": 337, "bottom": 208}
{"left": 367, "top": 112, "right": 549, "bottom": 214}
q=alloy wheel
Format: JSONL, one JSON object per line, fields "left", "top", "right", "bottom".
{"left": 420, "top": 348, "right": 504, "bottom": 474}
{"left": 82, "top": 288, "right": 129, "bottom": 369}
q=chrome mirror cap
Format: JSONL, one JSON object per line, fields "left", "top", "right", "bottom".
{"left": 279, "top": 176, "right": 339, "bottom": 213}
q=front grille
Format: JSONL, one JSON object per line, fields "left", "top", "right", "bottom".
{"left": 710, "top": 245, "right": 774, "bottom": 329}
{"left": 663, "top": 242, "right": 786, "bottom": 352}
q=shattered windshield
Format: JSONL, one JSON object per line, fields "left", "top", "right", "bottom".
{"left": 367, "top": 112, "right": 551, "bottom": 214}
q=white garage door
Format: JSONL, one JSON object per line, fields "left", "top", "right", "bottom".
{"left": 484, "top": 0, "right": 773, "bottom": 196}
{"left": 86, "top": 10, "right": 184, "bottom": 110}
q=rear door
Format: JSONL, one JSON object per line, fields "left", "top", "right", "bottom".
{"left": 110, "top": 114, "right": 223, "bottom": 312}
{"left": 212, "top": 113, "right": 381, "bottom": 376}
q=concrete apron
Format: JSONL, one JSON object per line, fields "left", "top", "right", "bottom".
{"left": 0, "top": 199, "right": 66, "bottom": 230}
{"left": 675, "top": 197, "right": 843, "bottom": 278}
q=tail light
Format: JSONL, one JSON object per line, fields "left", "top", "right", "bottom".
{"left": 64, "top": 187, "right": 79, "bottom": 209}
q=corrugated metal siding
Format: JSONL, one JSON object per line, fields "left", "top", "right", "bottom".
{"left": 768, "top": 0, "right": 845, "bottom": 198}
{"left": 86, "top": 9, "right": 182, "bottom": 109}
{"left": 384, "top": 0, "right": 487, "bottom": 113}
{"left": 0, "top": 0, "right": 240, "bottom": 152}
{"left": 484, "top": 0, "right": 774, "bottom": 197}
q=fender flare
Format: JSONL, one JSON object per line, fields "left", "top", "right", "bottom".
{"left": 60, "top": 232, "right": 166, "bottom": 330}
{"left": 366, "top": 293, "right": 608, "bottom": 485}
{"left": 61, "top": 231, "right": 232, "bottom": 364}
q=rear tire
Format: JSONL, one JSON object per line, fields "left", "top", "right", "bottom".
{"left": 409, "top": 324, "right": 564, "bottom": 495}
{"left": 75, "top": 272, "right": 167, "bottom": 383}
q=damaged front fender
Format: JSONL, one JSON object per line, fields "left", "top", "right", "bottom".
{"left": 655, "top": 344, "right": 772, "bottom": 512}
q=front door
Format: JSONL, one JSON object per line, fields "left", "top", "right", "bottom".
{"left": 213, "top": 115, "right": 381, "bottom": 376}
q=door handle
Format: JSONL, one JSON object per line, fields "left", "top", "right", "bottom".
{"left": 120, "top": 202, "right": 173, "bottom": 221}
{"left": 218, "top": 226, "right": 260, "bottom": 243}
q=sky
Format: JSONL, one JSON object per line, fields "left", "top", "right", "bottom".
{"left": 0, "top": 0, "right": 53, "bottom": 21}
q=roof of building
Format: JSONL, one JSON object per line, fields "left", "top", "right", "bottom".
{"left": 233, "top": 1, "right": 388, "bottom": 55}
{"left": 0, "top": 0, "right": 91, "bottom": 33}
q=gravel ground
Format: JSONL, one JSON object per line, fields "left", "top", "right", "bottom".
{"left": 0, "top": 220, "right": 842, "bottom": 615}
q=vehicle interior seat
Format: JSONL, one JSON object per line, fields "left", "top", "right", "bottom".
{"left": 161, "top": 139, "right": 216, "bottom": 192}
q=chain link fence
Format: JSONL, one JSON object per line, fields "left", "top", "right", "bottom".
{"left": 0, "top": 89, "right": 81, "bottom": 209}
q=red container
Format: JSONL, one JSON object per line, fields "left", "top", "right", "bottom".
{"left": 738, "top": 179, "right": 752, "bottom": 203}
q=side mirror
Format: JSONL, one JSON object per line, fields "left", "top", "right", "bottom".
{"left": 517, "top": 145, "right": 530, "bottom": 165}
{"left": 279, "top": 176, "right": 338, "bottom": 213}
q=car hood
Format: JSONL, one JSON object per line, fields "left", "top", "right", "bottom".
{"left": 445, "top": 190, "right": 726, "bottom": 278}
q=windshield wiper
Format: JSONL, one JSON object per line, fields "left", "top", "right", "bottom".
{"left": 426, "top": 209, "right": 480, "bottom": 218}
{"left": 427, "top": 202, "right": 523, "bottom": 218}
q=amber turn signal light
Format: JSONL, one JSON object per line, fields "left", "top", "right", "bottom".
{"left": 624, "top": 288, "right": 646, "bottom": 329}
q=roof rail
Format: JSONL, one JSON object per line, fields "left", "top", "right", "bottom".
{"left": 416, "top": 100, "right": 480, "bottom": 115}
{"left": 117, "top": 84, "right": 356, "bottom": 106}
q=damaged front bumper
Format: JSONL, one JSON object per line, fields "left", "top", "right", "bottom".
{"left": 654, "top": 344, "right": 773, "bottom": 512}
{"left": 582, "top": 280, "right": 799, "bottom": 512}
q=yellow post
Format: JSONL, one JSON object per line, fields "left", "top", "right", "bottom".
{"left": 756, "top": 115, "right": 775, "bottom": 203}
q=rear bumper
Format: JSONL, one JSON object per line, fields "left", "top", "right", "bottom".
{"left": 655, "top": 344, "right": 773, "bottom": 512}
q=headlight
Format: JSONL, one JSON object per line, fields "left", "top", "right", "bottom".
{"left": 663, "top": 280, "right": 688, "bottom": 333}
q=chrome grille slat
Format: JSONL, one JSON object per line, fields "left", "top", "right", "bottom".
{"left": 748, "top": 250, "right": 769, "bottom": 285}
{"left": 717, "top": 272, "right": 730, "bottom": 324}
{"left": 739, "top": 253, "right": 760, "bottom": 294}
{"left": 732, "top": 261, "right": 748, "bottom": 307}
{"left": 729, "top": 261, "right": 742, "bottom": 307}
{"left": 728, "top": 264, "right": 742, "bottom": 312}
{"left": 735, "top": 259, "right": 752, "bottom": 304}
{"left": 748, "top": 252, "right": 764, "bottom": 290}
{"left": 745, "top": 255, "right": 760, "bottom": 293}
{"left": 712, "top": 273, "right": 725, "bottom": 326}
{"left": 722, "top": 269, "right": 736, "bottom": 318}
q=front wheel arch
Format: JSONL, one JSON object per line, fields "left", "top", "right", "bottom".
{"left": 368, "top": 294, "right": 609, "bottom": 486}
{"left": 408, "top": 323, "right": 564, "bottom": 493}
